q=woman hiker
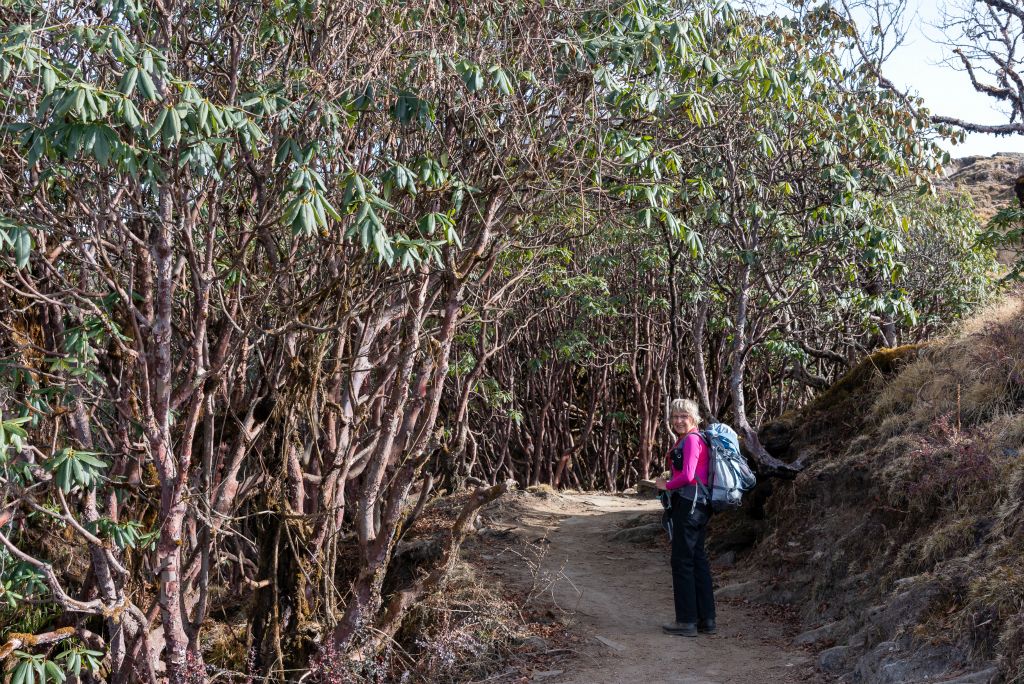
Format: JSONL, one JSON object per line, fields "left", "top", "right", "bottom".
{"left": 655, "top": 398, "right": 717, "bottom": 637}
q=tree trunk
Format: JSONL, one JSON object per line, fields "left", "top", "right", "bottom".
{"left": 691, "top": 302, "right": 715, "bottom": 421}
{"left": 728, "top": 263, "right": 799, "bottom": 477}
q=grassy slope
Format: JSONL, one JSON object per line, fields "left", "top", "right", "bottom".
{"left": 747, "top": 297, "right": 1024, "bottom": 682}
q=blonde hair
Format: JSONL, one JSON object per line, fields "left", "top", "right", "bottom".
{"left": 670, "top": 398, "right": 701, "bottom": 424}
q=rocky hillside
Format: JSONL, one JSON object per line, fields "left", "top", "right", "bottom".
{"left": 936, "top": 153, "right": 1023, "bottom": 269}
{"left": 734, "top": 298, "right": 1024, "bottom": 683}
{"left": 939, "top": 153, "right": 1024, "bottom": 221}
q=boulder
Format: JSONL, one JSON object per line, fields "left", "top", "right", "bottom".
{"left": 793, "top": 618, "right": 851, "bottom": 647}
{"left": 818, "top": 644, "right": 855, "bottom": 673}
{"left": 861, "top": 579, "right": 944, "bottom": 641}
{"left": 851, "top": 640, "right": 970, "bottom": 684}
{"left": 712, "top": 550, "right": 736, "bottom": 569}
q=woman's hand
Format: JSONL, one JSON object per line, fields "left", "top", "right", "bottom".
{"left": 655, "top": 476, "right": 668, "bottom": 491}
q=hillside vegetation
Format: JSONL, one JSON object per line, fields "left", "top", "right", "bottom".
{"left": 745, "top": 297, "right": 1024, "bottom": 682}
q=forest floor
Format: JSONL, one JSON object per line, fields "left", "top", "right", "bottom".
{"left": 464, "top": 489, "right": 826, "bottom": 684}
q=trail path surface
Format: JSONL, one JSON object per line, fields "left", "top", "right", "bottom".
{"left": 479, "top": 491, "right": 819, "bottom": 684}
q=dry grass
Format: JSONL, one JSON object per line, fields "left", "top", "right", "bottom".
{"left": 752, "top": 295, "right": 1024, "bottom": 680}
{"left": 967, "top": 565, "right": 1024, "bottom": 625}
{"left": 872, "top": 298, "right": 1024, "bottom": 430}
{"left": 391, "top": 561, "right": 534, "bottom": 683}
{"left": 202, "top": 620, "right": 249, "bottom": 675}
{"left": 993, "top": 456, "right": 1024, "bottom": 539}
{"left": 525, "top": 483, "right": 558, "bottom": 497}
{"left": 991, "top": 413, "right": 1024, "bottom": 454}
{"left": 997, "top": 613, "right": 1024, "bottom": 684}
{"left": 876, "top": 412, "right": 911, "bottom": 440}
{"left": 917, "top": 515, "right": 982, "bottom": 567}
{"left": 303, "top": 488, "right": 571, "bottom": 683}
{"left": 757, "top": 344, "right": 922, "bottom": 466}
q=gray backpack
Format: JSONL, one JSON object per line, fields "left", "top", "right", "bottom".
{"left": 699, "top": 423, "right": 757, "bottom": 511}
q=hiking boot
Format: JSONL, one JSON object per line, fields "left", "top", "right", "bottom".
{"left": 698, "top": 619, "right": 717, "bottom": 634}
{"left": 662, "top": 622, "right": 698, "bottom": 637}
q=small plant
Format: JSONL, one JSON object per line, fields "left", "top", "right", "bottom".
{"left": 44, "top": 448, "right": 108, "bottom": 492}
{"left": 10, "top": 651, "right": 66, "bottom": 684}
{"left": 55, "top": 643, "right": 103, "bottom": 679}
{"left": 307, "top": 638, "right": 351, "bottom": 683}
{"left": 85, "top": 518, "right": 156, "bottom": 550}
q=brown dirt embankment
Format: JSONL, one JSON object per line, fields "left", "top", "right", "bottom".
{"left": 737, "top": 297, "right": 1024, "bottom": 684}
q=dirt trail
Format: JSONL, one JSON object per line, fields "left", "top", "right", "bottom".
{"left": 481, "top": 491, "right": 819, "bottom": 684}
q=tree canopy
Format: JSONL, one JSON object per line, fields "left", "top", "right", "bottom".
{"left": 0, "top": 0, "right": 996, "bottom": 682}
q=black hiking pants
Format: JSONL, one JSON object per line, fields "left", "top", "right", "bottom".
{"left": 670, "top": 495, "right": 716, "bottom": 625}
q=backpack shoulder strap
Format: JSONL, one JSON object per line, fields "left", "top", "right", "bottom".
{"left": 694, "top": 429, "right": 713, "bottom": 496}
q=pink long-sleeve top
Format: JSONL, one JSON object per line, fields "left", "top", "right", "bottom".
{"left": 665, "top": 430, "right": 709, "bottom": 490}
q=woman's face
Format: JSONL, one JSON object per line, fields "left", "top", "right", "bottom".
{"left": 671, "top": 412, "right": 695, "bottom": 435}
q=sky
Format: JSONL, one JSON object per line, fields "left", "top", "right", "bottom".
{"left": 881, "top": 0, "right": 1024, "bottom": 158}
{"left": 761, "top": 0, "right": 1024, "bottom": 159}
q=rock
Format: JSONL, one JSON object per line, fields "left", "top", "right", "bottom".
{"left": 607, "top": 522, "right": 664, "bottom": 544}
{"left": 939, "top": 666, "right": 999, "bottom": 683}
{"left": 532, "top": 670, "right": 564, "bottom": 680}
{"left": 852, "top": 640, "right": 968, "bottom": 684}
{"left": 637, "top": 479, "right": 659, "bottom": 495}
{"left": 875, "top": 655, "right": 949, "bottom": 684}
{"left": 622, "top": 512, "right": 658, "bottom": 527}
{"left": 939, "top": 153, "right": 1024, "bottom": 220}
{"left": 862, "top": 580, "right": 944, "bottom": 640}
{"left": 393, "top": 537, "right": 442, "bottom": 564}
{"left": 793, "top": 618, "right": 850, "bottom": 647}
{"left": 715, "top": 580, "right": 759, "bottom": 600}
{"left": 850, "top": 639, "right": 898, "bottom": 677}
{"left": 818, "top": 645, "right": 854, "bottom": 673}
{"left": 712, "top": 550, "right": 736, "bottom": 569}
{"left": 477, "top": 526, "right": 516, "bottom": 539}
{"left": 707, "top": 516, "right": 764, "bottom": 553}
{"left": 518, "top": 636, "right": 549, "bottom": 652}
{"left": 767, "top": 589, "right": 795, "bottom": 604}
{"left": 594, "top": 635, "right": 626, "bottom": 652}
